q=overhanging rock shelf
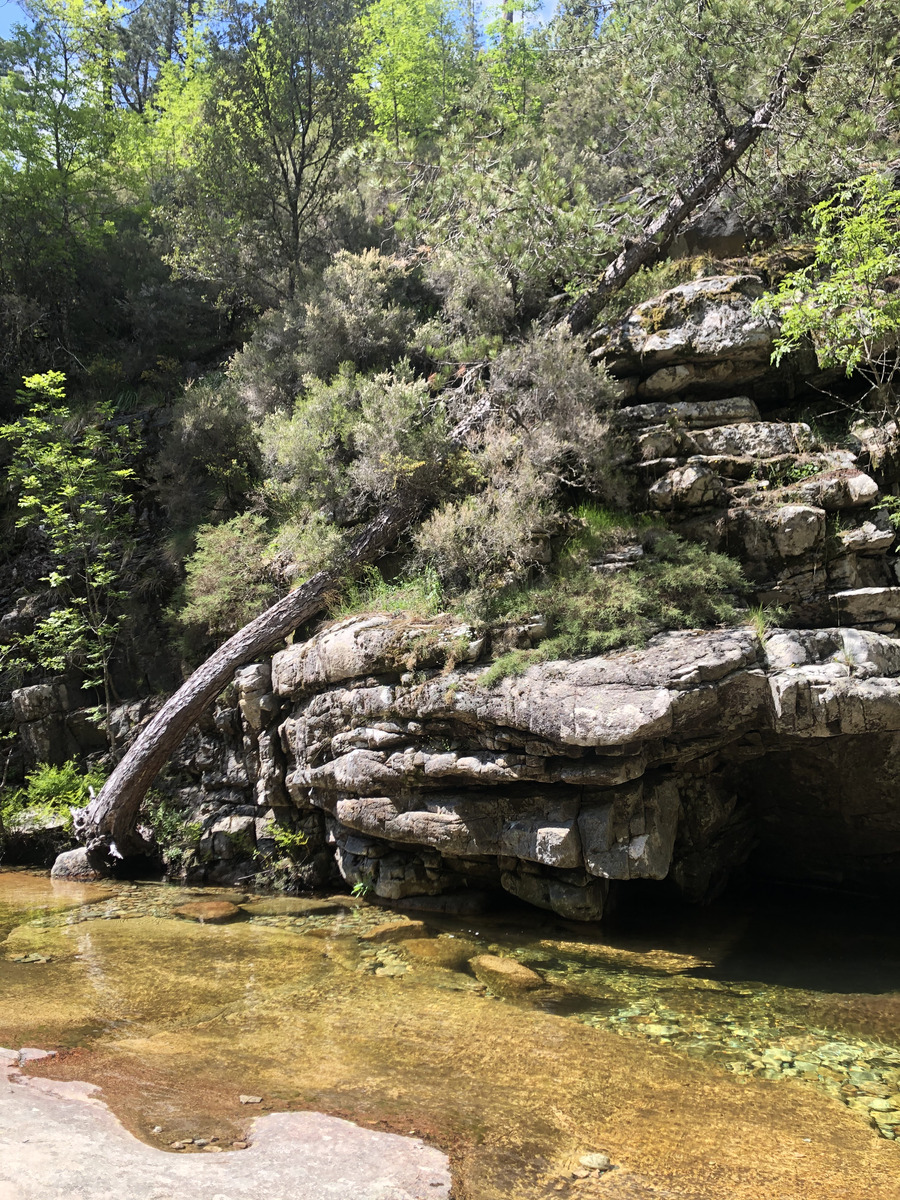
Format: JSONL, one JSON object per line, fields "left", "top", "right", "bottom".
{"left": 231, "top": 617, "right": 900, "bottom": 921}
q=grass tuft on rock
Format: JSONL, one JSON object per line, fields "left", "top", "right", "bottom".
{"left": 477, "top": 509, "right": 747, "bottom": 685}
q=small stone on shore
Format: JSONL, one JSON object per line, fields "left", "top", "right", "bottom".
{"left": 578, "top": 1153, "right": 612, "bottom": 1171}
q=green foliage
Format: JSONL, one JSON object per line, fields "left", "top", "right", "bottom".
{"left": 332, "top": 565, "right": 445, "bottom": 619}
{"left": 270, "top": 826, "right": 310, "bottom": 856}
{"left": 765, "top": 458, "right": 824, "bottom": 488}
{"left": 411, "top": 328, "right": 624, "bottom": 596}
{"left": 765, "top": 174, "right": 900, "bottom": 410}
{"left": 356, "top": 0, "right": 470, "bottom": 145}
{"left": 0, "top": 760, "right": 106, "bottom": 832}
{"left": 0, "top": 0, "right": 128, "bottom": 336}
{"left": 152, "top": 376, "right": 262, "bottom": 529}
{"left": 178, "top": 513, "right": 280, "bottom": 639}
{"left": 746, "top": 604, "right": 789, "bottom": 640}
{"left": 142, "top": 792, "right": 202, "bottom": 868}
{"left": 477, "top": 648, "right": 534, "bottom": 689}
{"left": 479, "top": 514, "right": 747, "bottom": 684}
{"left": 232, "top": 250, "right": 436, "bottom": 413}
{"left": 874, "top": 494, "right": 900, "bottom": 531}
{"left": 162, "top": 0, "right": 365, "bottom": 303}
{"left": 0, "top": 373, "right": 137, "bottom": 715}
{"left": 482, "top": 0, "right": 543, "bottom": 124}
{"left": 260, "top": 362, "right": 452, "bottom": 523}
{"left": 400, "top": 133, "right": 622, "bottom": 319}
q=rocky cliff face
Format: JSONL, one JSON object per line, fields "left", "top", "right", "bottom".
{"left": 9, "top": 270, "right": 900, "bottom": 917}
{"left": 254, "top": 618, "right": 900, "bottom": 918}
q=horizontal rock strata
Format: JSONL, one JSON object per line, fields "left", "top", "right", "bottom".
{"left": 236, "top": 616, "right": 900, "bottom": 919}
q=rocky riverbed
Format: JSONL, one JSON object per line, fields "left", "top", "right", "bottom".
{"left": 2, "top": 869, "right": 900, "bottom": 1198}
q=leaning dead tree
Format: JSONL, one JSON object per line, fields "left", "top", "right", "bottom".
{"left": 72, "top": 504, "right": 415, "bottom": 860}
{"left": 66, "top": 13, "right": 853, "bottom": 869}
{"left": 564, "top": 40, "right": 834, "bottom": 335}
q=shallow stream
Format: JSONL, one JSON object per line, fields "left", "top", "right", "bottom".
{"left": 2, "top": 869, "right": 900, "bottom": 1199}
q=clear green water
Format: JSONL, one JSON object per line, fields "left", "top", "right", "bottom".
{"left": 2, "top": 870, "right": 900, "bottom": 1200}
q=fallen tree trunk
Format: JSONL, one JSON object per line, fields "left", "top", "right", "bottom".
{"left": 563, "top": 44, "right": 832, "bottom": 336}
{"left": 72, "top": 503, "right": 415, "bottom": 859}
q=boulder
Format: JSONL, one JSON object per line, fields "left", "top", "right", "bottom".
{"left": 637, "top": 360, "right": 761, "bottom": 398}
{"left": 234, "top": 663, "right": 276, "bottom": 733}
{"left": 837, "top": 518, "right": 895, "bottom": 554}
{"left": 172, "top": 900, "right": 243, "bottom": 924}
{"left": 649, "top": 464, "right": 725, "bottom": 509}
{"left": 49, "top": 848, "right": 106, "bottom": 882}
{"left": 688, "top": 421, "right": 811, "bottom": 459}
{"left": 501, "top": 870, "right": 608, "bottom": 922}
{"left": 830, "top": 587, "right": 900, "bottom": 624}
{"left": 241, "top": 896, "right": 354, "bottom": 918}
{"left": 593, "top": 275, "right": 777, "bottom": 376}
{"left": 469, "top": 954, "right": 545, "bottom": 995}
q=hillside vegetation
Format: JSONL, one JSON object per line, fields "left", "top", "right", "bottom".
{"left": 1, "top": 0, "right": 899, "bottom": 731}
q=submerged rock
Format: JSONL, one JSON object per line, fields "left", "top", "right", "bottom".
{"left": 578, "top": 1153, "right": 612, "bottom": 1171}
{"left": 402, "top": 938, "right": 478, "bottom": 970}
{"left": 241, "top": 896, "right": 352, "bottom": 918}
{"left": 359, "top": 920, "right": 429, "bottom": 944}
{"left": 173, "top": 901, "right": 242, "bottom": 924}
{"left": 469, "top": 954, "right": 545, "bottom": 996}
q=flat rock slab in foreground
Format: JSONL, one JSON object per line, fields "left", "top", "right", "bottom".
{"left": 0, "top": 1053, "right": 450, "bottom": 1200}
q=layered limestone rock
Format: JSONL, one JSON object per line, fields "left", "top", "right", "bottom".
{"left": 589, "top": 270, "right": 849, "bottom": 407}
{"left": 605, "top": 381, "right": 900, "bottom": 630}
{"left": 591, "top": 274, "right": 783, "bottom": 400}
{"left": 243, "top": 617, "right": 900, "bottom": 919}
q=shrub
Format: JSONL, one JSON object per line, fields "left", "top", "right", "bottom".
{"left": 266, "top": 509, "right": 348, "bottom": 584}
{"left": 141, "top": 793, "right": 202, "bottom": 870}
{"left": 412, "top": 329, "right": 626, "bottom": 596}
{"left": 231, "top": 250, "right": 435, "bottom": 414}
{"left": 152, "top": 376, "right": 262, "bottom": 530}
{"left": 479, "top": 514, "right": 747, "bottom": 683}
{"left": 261, "top": 363, "right": 452, "bottom": 523}
{"left": 483, "top": 325, "right": 625, "bottom": 501}
{"left": 177, "top": 512, "right": 280, "bottom": 639}
{"left": 413, "top": 456, "right": 552, "bottom": 594}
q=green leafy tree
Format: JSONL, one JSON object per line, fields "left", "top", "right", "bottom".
{"left": 0, "top": 0, "right": 185, "bottom": 382}
{"left": 482, "top": 0, "right": 542, "bottom": 124}
{"left": 162, "top": 0, "right": 365, "bottom": 303}
{"left": 0, "top": 373, "right": 138, "bottom": 727}
{"left": 765, "top": 173, "right": 900, "bottom": 416}
{"left": 355, "top": 0, "right": 468, "bottom": 146}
